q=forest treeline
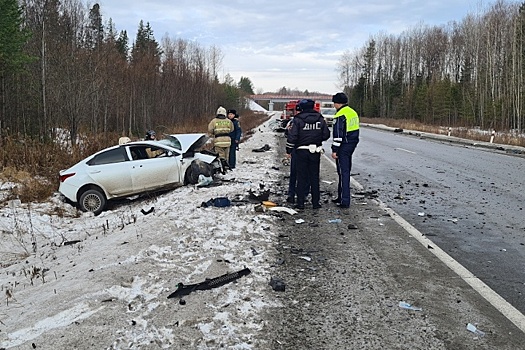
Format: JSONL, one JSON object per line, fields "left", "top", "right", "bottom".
{"left": 337, "top": 0, "right": 525, "bottom": 133}
{"left": 0, "top": 0, "right": 255, "bottom": 146}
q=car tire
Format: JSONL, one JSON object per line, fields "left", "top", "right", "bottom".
{"left": 184, "top": 159, "right": 214, "bottom": 185}
{"left": 79, "top": 188, "right": 106, "bottom": 215}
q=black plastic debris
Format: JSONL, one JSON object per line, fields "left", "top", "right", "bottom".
{"left": 141, "top": 207, "right": 154, "bottom": 215}
{"left": 347, "top": 224, "right": 358, "bottom": 230}
{"left": 167, "top": 267, "right": 251, "bottom": 299}
{"left": 63, "top": 240, "right": 82, "bottom": 246}
{"left": 252, "top": 144, "right": 271, "bottom": 152}
{"left": 394, "top": 128, "right": 404, "bottom": 133}
{"left": 248, "top": 189, "right": 270, "bottom": 202}
{"left": 269, "top": 277, "right": 286, "bottom": 292}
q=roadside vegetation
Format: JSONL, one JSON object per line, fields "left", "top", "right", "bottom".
{"left": 362, "top": 117, "right": 525, "bottom": 147}
{"left": 1, "top": 0, "right": 269, "bottom": 205}
{"left": 0, "top": 112, "right": 270, "bottom": 205}
{"left": 337, "top": 2, "right": 525, "bottom": 136}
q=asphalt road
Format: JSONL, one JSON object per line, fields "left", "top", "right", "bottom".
{"left": 343, "top": 126, "right": 525, "bottom": 314}
{"left": 265, "top": 130, "right": 525, "bottom": 349}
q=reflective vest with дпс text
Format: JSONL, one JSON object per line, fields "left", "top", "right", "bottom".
{"left": 334, "top": 105, "right": 359, "bottom": 132}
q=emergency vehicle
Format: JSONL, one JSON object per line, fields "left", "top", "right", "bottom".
{"left": 280, "top": 100, "right": 321, "bottom": 127}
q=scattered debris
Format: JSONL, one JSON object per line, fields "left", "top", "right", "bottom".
{"left": 328, "top": 219, "right": 342, "bottom": 223}
{"left": 262, "top": 201, "right": 277, "bottom": 208}
{"left": 252, "top": 144, "right": 271, "bottom": 152}
{"left": 201, "top": 197, "right": 231, "bottom": 208}
{"left": 295, "top": 219, "right": 305, "bottom": 224}
{"left": 398, "top": 301, "right": 422, "bottom": 311}
{"left": 254, "top": 204, "right": 266, "bottom": 212}
{"left": 269, "top": 277, "right": 286, "bottom": 292}
{"left": 299, "top": 256, "right": 311, "bottom": 262}
{"left": 268, "top": 206, "right": 297, "bottom": 215}
{"left": 347, "top": 224, "right": 358, "bottom": 230}
{"left": 466, "top": 323, "right": 486, "bottom": 338}
{"left": 354, "top": 190, "right": 378, "bottom": 198}
{"left": 248, "top": 189, "right": 270, "bottom": 202}
{"left": 196, "top": 174, "right": 214, "bottom": 187}
{"left": 167, "top": 267, "right": 251, "bottom": 299}
{"left": 62, "top": 240, "right": 82, "bottom": 246}
{"left": 141, "top": 207, "right": 155, "bottom": 215}
{"left": 275, "top": 258, "right": 285, "bottom": 265}
{"left": 418, "top": 212, "right": 425, "bottom": 216}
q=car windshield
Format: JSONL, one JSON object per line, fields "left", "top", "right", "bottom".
{"left": 321, "top": 108, "right": 336, "bottom": 115}
{"left": 158, "top": 136, "right": 182, "bottom": 150}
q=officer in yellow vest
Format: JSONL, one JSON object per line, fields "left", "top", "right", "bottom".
{"left": 208, "top": 106, "right": 234, "bottom": 162}
{"left": 330, "top": 92, "right": 360, "bottom": 208}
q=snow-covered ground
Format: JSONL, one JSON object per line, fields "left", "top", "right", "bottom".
{"left": 0, "top": 117, "right": 285, "bottom": 349}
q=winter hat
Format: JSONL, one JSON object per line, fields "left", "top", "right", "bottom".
{"left": 332, "top": 92, "right": 348, "bottom": 104}
{"left": 227, "top": 109, "right": 237, "bottom": 115}
{"left": 216, "top": 106, "right": 227, "bottom": 116}
{"left": 298, "top": 99, "right": 315, "bottom": 111}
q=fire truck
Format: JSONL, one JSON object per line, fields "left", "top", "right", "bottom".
{"left": 280, "top": 100, "right": 321, "bottom": 127}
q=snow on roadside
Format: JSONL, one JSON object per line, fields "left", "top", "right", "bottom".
{"left": 0, "top": 116, "right": 285, "bottom": 349}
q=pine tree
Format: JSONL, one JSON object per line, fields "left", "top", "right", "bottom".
{"left": 0, "top": 0, "right": 32, "bottom": 75}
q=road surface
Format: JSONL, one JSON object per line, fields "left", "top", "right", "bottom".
{"left": 349, "top": 126, "right": 525, "bottom": 313}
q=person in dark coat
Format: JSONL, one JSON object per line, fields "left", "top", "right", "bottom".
{"left": 285, "top": 104, "right": 310, "bottom": 204}
{"left": 286, "top": 99, "right": 330, "bottom": 209}
{"left": 227, "top": 109, "right": 242, "bottom": 169}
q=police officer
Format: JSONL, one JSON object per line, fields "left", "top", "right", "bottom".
{"left": 227, "top": 109, "right": 242, "bottom": 169}
{"left": 208, "top": 106, "right": 234, "bottom": 163}
{"left": 286, "top": 99, "right": 330, "bottom": 209}
{"left": 331, "top": 92, "right": 360, "bottom": 208}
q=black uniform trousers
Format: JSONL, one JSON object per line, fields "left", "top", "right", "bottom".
{"left": 335, "top": 141, "right": 358, "bottom": 207}
{"left": 295, "top": 149, "right": 321, "bottom": 208}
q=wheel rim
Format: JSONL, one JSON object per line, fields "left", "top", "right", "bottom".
{"left": 83, "top": 193, "right": 102, "bottom": 212}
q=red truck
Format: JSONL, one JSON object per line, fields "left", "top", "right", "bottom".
{"left": 280, "top": 100, "right": 321, "bottom": 127}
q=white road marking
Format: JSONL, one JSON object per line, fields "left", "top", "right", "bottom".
{"left": 324, "top": 154, "right": 525, "bottom": 333}
{"left": 394, "top": 147, "right": 417, "bottom": 154}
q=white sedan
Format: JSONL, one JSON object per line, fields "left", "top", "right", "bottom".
{"left": 321, "top": 107, "right": 336, "bottom": 126}
{"left": 59, "top": 134, "right": 223, "bottom": 215}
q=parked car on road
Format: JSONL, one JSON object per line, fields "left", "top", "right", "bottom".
{"left": 59, "top": 134, "right": 223, "bottom": 215}
{"left": 321, "top": 107, "right": 336, "bottom": 126}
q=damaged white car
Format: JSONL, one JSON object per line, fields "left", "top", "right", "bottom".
{"left": 59, "top": 134, "right": 223, "bottom": 215}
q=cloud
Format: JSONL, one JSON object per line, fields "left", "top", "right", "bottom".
{"left": 98, "top": 0, "right": 480, "bottom": 93}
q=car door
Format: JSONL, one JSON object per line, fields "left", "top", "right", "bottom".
{"left": 86, "top": 148, "right": 134, "bottom": 197}
{"left": 128, "top": 145, "right": 181, "bottom": 192}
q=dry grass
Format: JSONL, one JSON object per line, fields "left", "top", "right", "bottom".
{"left": 0, "top": 111, "right": 271, "bottom": 204}
{"left": 362, "top": 117, "right": 525, "bottom": 147}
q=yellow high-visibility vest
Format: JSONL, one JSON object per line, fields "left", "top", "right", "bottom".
{"left": 334, "top": 105, "right": 359, "bottom": 132}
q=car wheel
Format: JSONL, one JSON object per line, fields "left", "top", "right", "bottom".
{"left": 184, "top": 159, "right": 214, "bottom": 185}
{"left": 79, "top": 189, "right": 106, "bottom": 215}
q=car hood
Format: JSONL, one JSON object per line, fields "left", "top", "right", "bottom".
{"left": 163, "top": 134, "right": 209, "bottom": 153}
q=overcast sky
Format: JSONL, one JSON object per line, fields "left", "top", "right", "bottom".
{"left": 98, "top": 0, "right": 487, "bottom": 94}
